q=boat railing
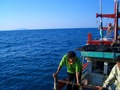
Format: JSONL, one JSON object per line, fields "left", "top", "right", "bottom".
{"left": 53, "top": 75, "right": 99, "bottom": 90}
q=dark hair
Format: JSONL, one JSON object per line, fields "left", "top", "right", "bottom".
{"left": 116, "top": 55, "right": 120, "bottom": 62}
{"left": 67, "top": 51, "right": 76, "bottom": 59}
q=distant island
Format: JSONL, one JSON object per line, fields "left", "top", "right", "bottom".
{"left": 16, "top": 28, "right": 28, "bottom": 30}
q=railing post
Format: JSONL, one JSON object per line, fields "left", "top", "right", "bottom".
{"left": 104, "top": 62, "right": 108, "bottom": 75}
{"left": 78, "top": 87, "right": 82, "bottom": 90}
{"left": 53, "top": 76, "right": 58, "bottom": 90}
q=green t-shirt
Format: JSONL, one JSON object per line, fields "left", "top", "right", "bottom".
{"left": 59, "top": 54, "right": 82, "bottom": 74}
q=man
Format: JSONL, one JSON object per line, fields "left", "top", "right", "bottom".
{"left": 97, "top": 55, "right": 120, "bottom": 90}
{"left": 53, "top": 51, "right": 82, "bottom": 87}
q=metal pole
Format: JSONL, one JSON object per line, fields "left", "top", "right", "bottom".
{"left": 53, "top": 76, "right": 58, "bottom": 90}
{"left": 114, "top": 0, "right": 119, "bottom": 41}
{"left": 99, "top": 0, "right": 103, "bottom": 40}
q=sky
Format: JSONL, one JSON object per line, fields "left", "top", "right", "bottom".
{"left": 0, "top": 0, "right": 115, "bottom": 30}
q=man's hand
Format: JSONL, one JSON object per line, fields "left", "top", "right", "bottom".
{"left": 52, "top": 72, "right": 58, "bottom": 77}
{"left": 96, "top": 86, "right": 103, "bottom": 90}
{"left": 76, "top": 81, "right": 81, "bottom": 87}
{"left": 77, "top": 82, "right": 80, "bottom": 86}
{"left": 53, "top": 66, "right": 62, "bottom": 77}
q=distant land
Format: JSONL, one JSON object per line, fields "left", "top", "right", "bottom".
{"left": 16, "top": 28, "right": 28, "bottom": 30}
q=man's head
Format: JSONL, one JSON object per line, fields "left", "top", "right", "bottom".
{"left": 67, "top": 51, "right": 76, "bottom": 64}
{"left": 116, "top": 55, "right": 120, "bottom": 68}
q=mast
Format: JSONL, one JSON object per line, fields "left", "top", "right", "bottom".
{"left": 99, "top": 0, "right": 103, "bottom": 40}
{"left": 114, "top": 0, "right": 119, "bottom": 41}
{"left": 97, "top": 0, "right": 119, "bottom": 42}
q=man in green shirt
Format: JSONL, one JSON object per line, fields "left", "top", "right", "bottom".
{"left": 53, "top": 51, "right": 82, "bottom": 86}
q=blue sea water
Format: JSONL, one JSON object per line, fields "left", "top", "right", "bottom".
{"left": 0, "top": 28, "right": 99, "bottom": 90}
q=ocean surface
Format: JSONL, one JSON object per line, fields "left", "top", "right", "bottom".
{"left": 0, "top": 28, "right": 99, "bottom": 90}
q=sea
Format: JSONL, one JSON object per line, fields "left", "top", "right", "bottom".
{"left": 0, "top": 28, "right": 99, "bottom": 90}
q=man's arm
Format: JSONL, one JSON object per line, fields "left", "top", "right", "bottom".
{"left": 56, "top": 65, "right": 62, "bottom": 74}
{"left": 53, "top": 55, "right": 66, "bottom": 77}
{"left": 53, "top": 65, "right": 62, "bottom": 77}
{"left": 76, "top": 72, "right": 80, "bottom": 83}
{"left": 96, "top": 65, "right": 116, "bottom": 90}
{"left": 75, "top": 58, "right": 82, "bottom": 85}
{"left": 96, "top": 72, "right": 116, "bottom": 90}
{"left": 102, "top": 65, "right": 116, "bottom": 88}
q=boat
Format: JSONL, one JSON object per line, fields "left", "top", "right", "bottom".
{"left": 53, "top": 0, "right": 120, "bottom": 90}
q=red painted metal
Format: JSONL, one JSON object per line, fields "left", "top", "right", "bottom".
{"left": 88, "top": 1, "right": 119, "bottom": 45}
{"left": 87, "top": 40, "right": 112, "bottom": 45}
{"left": 88, "top": 33, "right": 92, "bottom": 41}
{"left": 82, "top": 62, "right": 88, "bottom": 70}
{"left": 96, "top": 13, "right": 115, "bottom": 18}
{"left": 96, "top": 13, "right": 120, "bottom": 18}
{"left": 87, "top": 32, "right": 113, "bottom": 45}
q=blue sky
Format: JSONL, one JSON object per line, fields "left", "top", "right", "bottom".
{"left": 0, "top": 0, "right": 115, "bottom": 30}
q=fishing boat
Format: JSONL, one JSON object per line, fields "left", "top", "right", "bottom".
{"left": 53, "top": 0, "right": 120, "bottom": 90}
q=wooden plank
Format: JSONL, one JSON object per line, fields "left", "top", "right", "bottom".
{"left": 58, "top": 80, "right": 98, "bottom": 90}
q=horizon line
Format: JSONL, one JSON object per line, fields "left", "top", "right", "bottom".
{"left": 0, "top": 27, "right": 98, "bottom": 31}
